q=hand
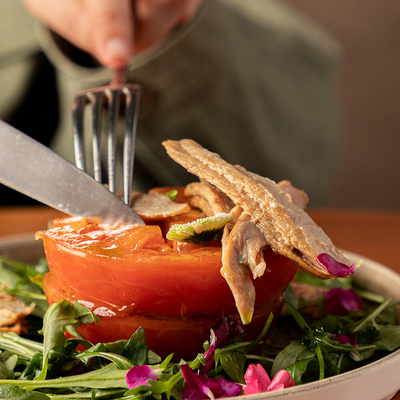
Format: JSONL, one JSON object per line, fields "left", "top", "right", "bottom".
{"left": 22, "top": 0, "right": 204, "bottom": 68}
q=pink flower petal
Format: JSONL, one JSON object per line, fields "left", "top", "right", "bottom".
{"left": 199, "top": 330, "right": 216, "bottom": 375}
{"left": 181, "top": 363, "right": 242, "bottom": 400}
{"left": 244, "top": 364, "right": 271, "bottom": 395}
{"left": 324, "top": 288, "right": 364, "bottom": 316}
{"left": 244, "top": 365, "right": 294, "bottom": 395}
{"left": 268, "top": 370, "right": 295, "bottom": 391}
{"left": 126, "top": 365, "right": 161, "bottom": 389}
{"left": 243, "top": 377, "right": 265, "bottom": 395}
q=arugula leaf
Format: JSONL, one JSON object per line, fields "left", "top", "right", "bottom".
{"left": 122, "top": 327, "right": 150, "bottom": 366}
{"left": 350, "top": 346, "right": 376, "bottom": 362}
{"left": 352, "top": 298, "right": 392, "bottom": 332}
{"left": 282, "top": 284, "right": 298, "bottom": 309}
{"left": 0, "top": 332, "right": 43, "bottom": 360}
{"left": 38, "top": 300, "right": 99, "bottom": 380}
{"left": 284, "top": 302, "right": 314, "bottom": 338}
{"left": 285, "top": 357, "right": 315, "bottom": 384}
{"left": 271, "top": 341, "right": 315, "bottom": 377}
{"left": 0, "top": 354, "right": 18, "bottom": 380}
{"left": 220, "top": 351, "right": 246, "bottom": 384}
{"left": 20, "top": 353, "right": 44, "bottom": 381}
{"left": 79, "top": 327, "right": 163, "bottom": 369}
{"left": 0, "top": 257, "right": 49, "bottom": 317}
{"left": 374, "top": 325, "right": 400, "bottom": 352}
{"left": 314, "top": 344, "right": 325, "bottom": 380}
{"left": 0, "top": 364, "right": 128, "bottom": 391}
{"left": 46, "top": 388, "right": 128, "bottom": 399}
{"left": 0, "top": 384, "right": 50, "bottom": 399}
{"left": 75, "top": 350, "right": 134, "bottom": 370}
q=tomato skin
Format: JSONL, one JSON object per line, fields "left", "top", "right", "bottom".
{"left": 40, "top": 215, "right": 297, "bottom": 359}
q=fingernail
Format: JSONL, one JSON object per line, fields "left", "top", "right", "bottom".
{"left": 104, "top": 38, "right": 130, "bottom": 61}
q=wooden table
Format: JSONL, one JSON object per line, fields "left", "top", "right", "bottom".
{"left": 0, "top": 206, "right": 400, "bottom": 398}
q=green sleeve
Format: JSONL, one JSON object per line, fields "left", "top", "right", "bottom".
{"left": 0, "top": 0, "right": 41, "bottom": 120}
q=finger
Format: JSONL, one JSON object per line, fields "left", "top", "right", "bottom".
{"left": 22, "top": 0, "right": 90, "bottom": 52}
{"left": 84, "top": 0, "right": 133, "bottom": 67}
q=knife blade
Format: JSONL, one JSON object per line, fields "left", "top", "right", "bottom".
{"left": 0, "top": 120, "right": 144, "bottom": 226}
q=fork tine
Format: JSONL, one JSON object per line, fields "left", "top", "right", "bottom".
{"left": 92, "top": 92, "right": 104, "bottom": 183}
{"left": 72, "top": 69, "right": 141, "bottom": 207}
{"left": 106, "top": 89, "right": 120, "bottom": 194}
{"left": 122, "top": 86, "right": 140, "bottom": 206}
{"left": 72, "top": 95, "right": 87, "bottom": 172}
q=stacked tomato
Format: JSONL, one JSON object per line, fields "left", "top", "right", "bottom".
{"left": 39, "top": 193, "right": 297, "bottom": 359}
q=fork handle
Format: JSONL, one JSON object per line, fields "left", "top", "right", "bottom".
{"left": 111, "top": 67, "right": 127, "bottom": 86}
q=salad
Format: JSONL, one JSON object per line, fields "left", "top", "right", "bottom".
{"left": 0, "top": 256, "right": 399, "bottom": 400}
{"left": 0, "top": 139, "right": 399, "bottom": 399}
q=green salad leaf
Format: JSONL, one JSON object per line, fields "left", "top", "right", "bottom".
{"left": 0, "top": 257, "right": 49, "bottom": 318}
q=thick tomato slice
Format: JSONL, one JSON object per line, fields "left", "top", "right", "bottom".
{"left": 39, "top": 214, "right": 297, "bottom": 359}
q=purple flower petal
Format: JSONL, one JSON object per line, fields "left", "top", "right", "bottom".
{"left": 213, "top": 378, "right": 243, "bottom": 398}
{"left": 181, "top": 363, "right": 242, "bottom": 400}
{"left": 317, "top": 253, "right": 361, "bottom": 277}
{"left": 324, "top": 287, "right": 364, "bottom": 316}
{"left": 211, "top": 314, "right": 244, "bottom": 348}
{"left": 199, "top": 330, "right": 216, "bottom": 376}
{"left": 182, "top": 386, "right": 211, "bottom": 400}
{"left": 333, "top": 333, "right": 358, "bottom": 348}
{"left": 126, "top": 365, "right": 162, "bottom": 389}
{"left": 181, "top": 363, "right": 220, "bottom": 400}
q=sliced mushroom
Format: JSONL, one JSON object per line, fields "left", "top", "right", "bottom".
{"left": 131, "top": 191, "right": 190, "bottom": 220}
{"left": 184, "top": 181, "right": 234, "bottom": 216}
{"left": 0, "top": 292, "right": 34, "bottom": 334}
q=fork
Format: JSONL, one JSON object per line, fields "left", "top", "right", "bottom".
{"left": 72, "top": 67, "right": 141, "bottom": 206}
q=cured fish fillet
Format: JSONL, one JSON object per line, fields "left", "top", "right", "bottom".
{"left": 163, "top": 139, "right": 348, "bottom": 279}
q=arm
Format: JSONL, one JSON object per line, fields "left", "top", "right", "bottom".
{"left": 22, "top": 0, "right": 204, "bottom": 67}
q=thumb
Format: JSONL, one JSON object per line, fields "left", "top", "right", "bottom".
{"left": 84, "top": 0, "right": 133, "bottom": 68}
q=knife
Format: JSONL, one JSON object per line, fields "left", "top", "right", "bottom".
{"left": 0, "top": 120, "right": 144, "bottom": 226}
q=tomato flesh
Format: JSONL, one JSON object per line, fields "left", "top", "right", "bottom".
{"left": 40, "top": 212, "right": 297, "bottom": 359}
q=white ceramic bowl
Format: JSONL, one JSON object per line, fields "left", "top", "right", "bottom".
{"left": 0, "top": 235, "right": 399, "bottom": 400}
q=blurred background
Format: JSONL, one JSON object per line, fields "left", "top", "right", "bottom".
{"left": 284, "top": 0, "right": 400, "bottom": 209}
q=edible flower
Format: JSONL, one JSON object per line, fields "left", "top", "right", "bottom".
{"left": 200, "top": 316, "right": 245, "bottom": 375}
{"left": 317, "top": 253, "right": 362, "bottom": 277}
{"left": 166, "top": 213, "right": 231, "bottom": 244}
{"left": 180, "top": 363, "right": 242, "bottom": 400}
{"left": 212, "top": 314, "right": 245, "bottom": 348}
{"left": 243, "top": 364, "right": 295, "bottom": 395}
{"left": 324, "top": 287, "right": 364, "bottom": 316}
{"left": 199, "top": 329, "right": 216, "bottom": 375}
{"left": 333, "top": 333, "right": 358, "bottom": 348}
{"left": 126, "top": 365, "right": 162, "bottom": 389}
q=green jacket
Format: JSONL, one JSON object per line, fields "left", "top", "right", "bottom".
{"left": 0, "top": 0, "right": 341, "bottom": 205}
